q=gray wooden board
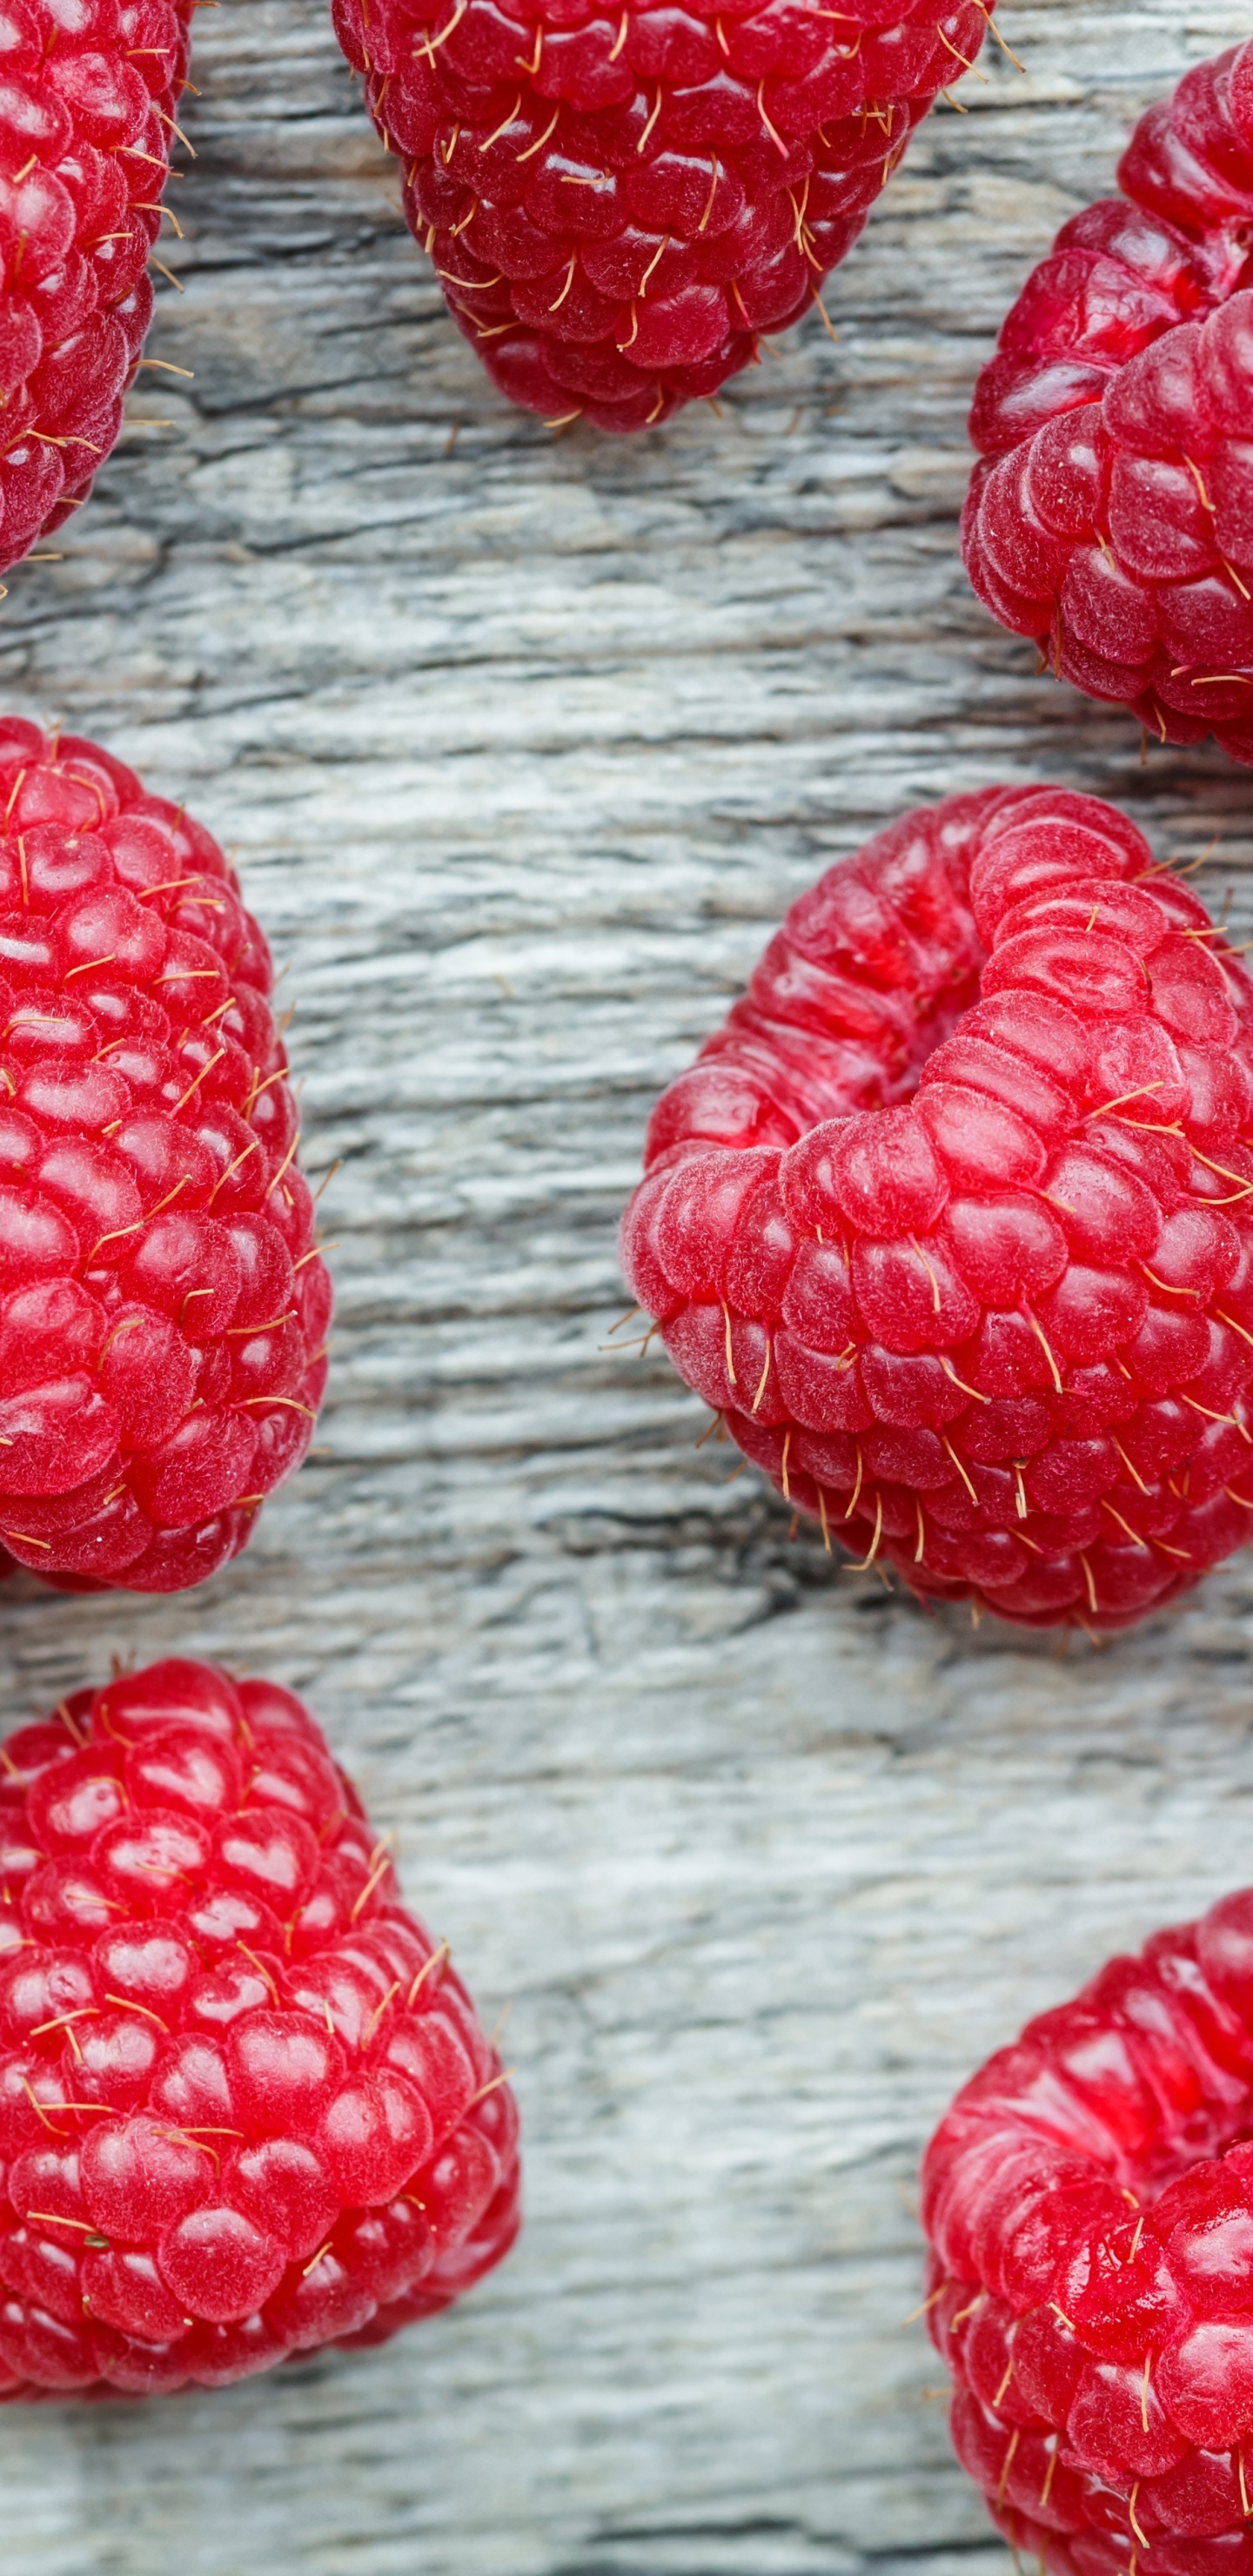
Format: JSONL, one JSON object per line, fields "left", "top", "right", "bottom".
{"left": 0, "top": 0, "right": 1251, "bottom": 2566}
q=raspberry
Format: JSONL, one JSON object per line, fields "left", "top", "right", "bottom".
{"left": 0, "top": 716, "right": 332, "bottom": 1596}
{"left": 962, "top": 40, "right": 1253, "bottom": 767}
{"left": 0, "top": 0, "right": 191, "bottom": 576}
{"left": 619, "top": 785, "right": 1253, "bottom": 1633}
{"left": 332, "top": 0, "right": 993, "bottom": 434}
{"left": 0, "top": 1658, "right": 520, "bottom": 2398}
{"left": 920, "top": 1886, "right": 1253, "bottom": 2576}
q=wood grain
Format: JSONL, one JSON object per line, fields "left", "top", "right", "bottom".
{"left": 1, "top": 3, "right": 1252, "bottom": 2568}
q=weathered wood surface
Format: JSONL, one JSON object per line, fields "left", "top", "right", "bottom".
{"left": 1, "top": 2, "right": 1252, "bottom": 2567}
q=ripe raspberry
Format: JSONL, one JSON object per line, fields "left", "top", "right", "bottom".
{"left": 0, "top": 0, "right": 192, "bottom": 576}
{"left": 0, "top": 1659, "right": 519, "bottom": 2398}
{"left": 0, "top": 716, "right": 331, "bottom": 1596}
{"left": 332, "top": 0, "right": 994, "bottom": 434}
{"left": 963, "top": 41, "right": 1253, "bottom": 767}
{"left": 619, "top": 785, "right": 1253, "bottom": 1633}
{"left": 920, "top": 1886, "right": 1253, "bottom": 2576}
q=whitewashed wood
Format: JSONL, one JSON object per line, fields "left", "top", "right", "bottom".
{"left": 0, "top": 3, "right": 1251, "bottom": 2568}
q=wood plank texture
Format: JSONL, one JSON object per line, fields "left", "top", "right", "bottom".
{"left": 1, "top": 3, "right": 1252, "bottom": 2568}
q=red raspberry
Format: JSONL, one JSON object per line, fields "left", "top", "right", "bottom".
{"left": 620, "top": 785, "right": 1253, "bottom": 1633}
{"left": 920, "top": 1886, "right": 1253, "bottom": 2576}
{"left": 963, "top": 41, "right": 1253, "bottom": 767}
{"left": 0, "top": 1659, "right": 519, "bottom": 2398}
{"left": 0, "top": 716, "right": 331, "bottom": 1597}
{"left": 0, "top": 0, "right": 192, "bottom": 576}
{"left": 332, "top": 0, "right": 994, "bottom": 434}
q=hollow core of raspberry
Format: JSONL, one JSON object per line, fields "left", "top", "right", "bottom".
{"left": 620, "top": 784, "right": 1253, "bottom": 1633}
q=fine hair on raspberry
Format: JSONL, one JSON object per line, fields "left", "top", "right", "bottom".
{"left": 921, "top": 1886, "right": 1253, "bottom": 2576}
{"left": 0, "top": 1657, "right": 520, "bottom": 2398}
{"left": 0, "top": 0, "right": 192, "bottom": 574}
{"left": 620, "top": 785, "right": 1253, "bottom": 1633}
{"left": 963, "top": 39, "right": 1253, "bottom": 765}
{"left": 332, "top": 0, "right": 995, "bottom": 434}
{"left": 0, "top": 717, "right": 332, "bottom": 1594}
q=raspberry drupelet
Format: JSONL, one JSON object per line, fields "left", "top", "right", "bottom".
{"left": 0, "top": 0, "right": 192, "bottom": 575}
{"left": 332, "top": 0, "right": 995, "bottom": 434}
{"left": 0, "top": 717, "right": 332, "bottom": 1594}
{"left": 620, "top": 786, "right": 1253, "bottom": 1633}
{"left": 0, "top": 1659, "right": 520, "bottom": 2397}
{"left": 922, "top": 1887, "right": 1253, "bottom": 2576}
{"left": 963, "top": 41, "right": 1253, "bottom": 766}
